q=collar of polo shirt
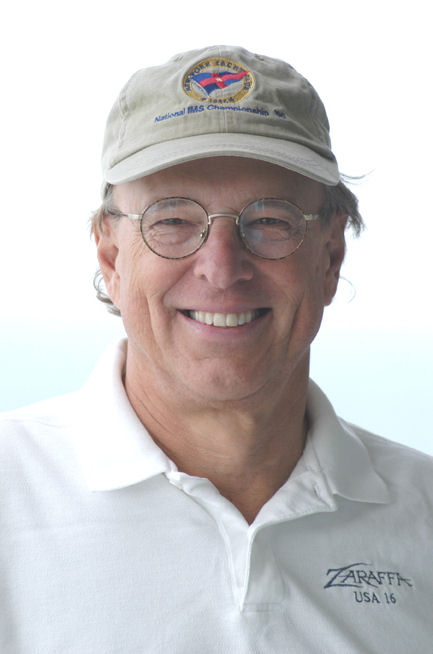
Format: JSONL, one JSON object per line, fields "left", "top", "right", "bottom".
{"left": 71, "top": 340, "right": 390, "bottom": 517}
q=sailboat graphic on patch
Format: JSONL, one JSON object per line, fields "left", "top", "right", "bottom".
{"left": 191, "top": 70, "right": 249, "bottom": 97}
{"left": 183, "top": 57, "right": 254, "bottom": 103}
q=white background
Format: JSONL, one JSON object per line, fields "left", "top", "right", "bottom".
{"left": 1, "top": 0, "right": 432, "bottom": 453}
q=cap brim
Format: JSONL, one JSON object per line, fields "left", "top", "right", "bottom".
{"left": 104, "top": 133, "right": 340, "bottom": 187}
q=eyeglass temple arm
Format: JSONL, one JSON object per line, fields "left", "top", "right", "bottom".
{"left": 105, "top": 208, "right": 142, "bottom": 221}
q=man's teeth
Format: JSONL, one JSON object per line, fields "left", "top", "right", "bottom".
{"left": 189, "top": 310, "right": 258, "bottom": 327}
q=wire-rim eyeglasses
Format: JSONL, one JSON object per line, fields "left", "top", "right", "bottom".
{"left": 106, "top": 197, "right": 320, "bottom": 260}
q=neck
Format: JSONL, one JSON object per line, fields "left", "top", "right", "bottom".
{"left": 124, "top": 352, "right": 310, "bottom": 524}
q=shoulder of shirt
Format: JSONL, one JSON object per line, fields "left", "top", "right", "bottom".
{"left": 342, "top": 417, "right": 433, "bottom": 463}
{"left": 0, "top": 394, "right": 83, "bottom": 487}
{"left": 0, "top": 392, "right": 79, "bottom": 433}
{"left": 339, "top": 417, "right": 433, "bottom": 493}
{"left": 0, "top": 390, "right": 95, "bottom": 504}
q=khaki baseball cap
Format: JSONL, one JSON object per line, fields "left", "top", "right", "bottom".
{"left": 102, "top": 45, "right": 340, "bottom": 187}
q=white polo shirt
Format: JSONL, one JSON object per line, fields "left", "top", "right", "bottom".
{"left": 1, "top": 340, "right": 432, "bottom": 653}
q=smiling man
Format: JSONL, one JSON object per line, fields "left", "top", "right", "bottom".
{"left": 1, "top": 46, "right": 433, "bottom": 653}
{"left": 95, "top": 157, "right": 345, "bottom": 524}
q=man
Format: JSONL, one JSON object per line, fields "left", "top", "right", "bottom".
{"left": 1, "top": 46, "right": 432, "bottom": 653}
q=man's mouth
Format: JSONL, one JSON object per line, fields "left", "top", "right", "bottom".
{"left": 181, "top": 308, "right": 270, "bottom": 328}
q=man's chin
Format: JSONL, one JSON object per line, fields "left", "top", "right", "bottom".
{"left": 176, "top": 365, "right": 271, "bottom": 405}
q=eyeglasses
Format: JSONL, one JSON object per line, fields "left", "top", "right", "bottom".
{"left": 106, "top": 197, "right": 320, "bottom": 260}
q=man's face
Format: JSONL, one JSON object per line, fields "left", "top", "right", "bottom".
{"left": 97, "top": 157, "right": 346, "bottom": 404}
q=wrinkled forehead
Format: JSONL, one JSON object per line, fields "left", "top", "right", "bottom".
{"left": 110, "top": 156, "right": 325, "bottom": 211}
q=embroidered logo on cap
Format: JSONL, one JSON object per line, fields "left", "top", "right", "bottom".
{"left": 183, "top": 57, "right": 254, "bottom": 104}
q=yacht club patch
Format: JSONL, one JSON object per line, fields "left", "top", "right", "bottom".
{"left": 183, "top": 57, "right": 254, "bottom": 104}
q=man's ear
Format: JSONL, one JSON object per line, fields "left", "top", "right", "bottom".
{"left": 323, "top": 213, "right": 348, "bottom": 306}
{"left": 94, "top": 218, "right": 121, "bottom": 307}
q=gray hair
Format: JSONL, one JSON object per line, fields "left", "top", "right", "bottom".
{"left": 91, "top": 177, "right": 364, "bottom": 317}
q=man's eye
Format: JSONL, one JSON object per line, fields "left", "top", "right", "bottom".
{"left": 255, "top": 217, "right": 285, "bottom": 226}
{"left": 158, "top": 217, "right": 189, "bottom": 225}
{"left": 248, "top": 217, "right": 292, "bottom": 229}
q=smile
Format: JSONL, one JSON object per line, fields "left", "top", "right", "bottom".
{"left": 184, "top": 309, "right": 269, "bottom": 328}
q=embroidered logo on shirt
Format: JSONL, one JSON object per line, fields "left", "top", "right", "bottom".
{"left": 324, "top": 562, "right": 414, "bottom": 605}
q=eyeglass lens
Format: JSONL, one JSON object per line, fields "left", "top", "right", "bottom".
{"left": 140, "top": 198, "right": 307, "bottom": 259}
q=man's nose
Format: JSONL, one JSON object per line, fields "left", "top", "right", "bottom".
{"left": 192, "top": 215, "right": 254, "bottom": 289}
